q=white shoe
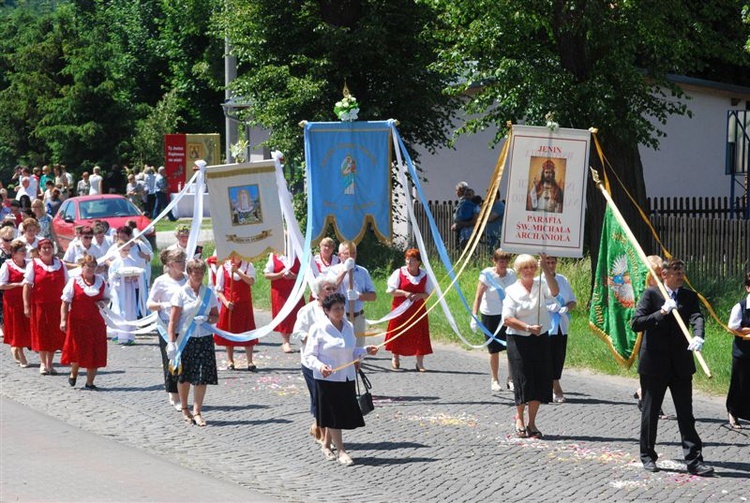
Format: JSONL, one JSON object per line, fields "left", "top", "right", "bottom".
{"left": 507, "top": 380, "right": 514, "bottom": 391}
{"left": 491, "top": 380, "right": 502, "bottom": 392}
{"left": 553, "top": 394, "right": 566, "bottom": 403}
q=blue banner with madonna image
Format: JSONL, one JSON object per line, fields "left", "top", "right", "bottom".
{"left": 304, "top": 121, "right": 392, "bottom": 243}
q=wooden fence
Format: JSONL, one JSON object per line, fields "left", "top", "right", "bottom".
{"left": 647, "top": 215, "right": 750, "bottom": 281}
{"left": 647, "top": 196, "right": 748, "bottom": 219}
{"left": 412, "top": 200, "right": 750, "bottom": 278}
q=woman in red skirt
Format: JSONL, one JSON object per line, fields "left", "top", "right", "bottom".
{"left": 263, "top": 253, "right": 305, "bottom": 353}
{"left": 60, "top": 254, "right": 109, "bottom": 389}
{"left": 23, "top": 238, "right": 68, "bottom": 375}
{"left": 384, "top": 248, "right": 434, "bottom": 372}
{"left": 0, "top": 240, "right": 31, "bottom": 367}
{"left": 215, "top": 256, "right": 258, "bottom": 370}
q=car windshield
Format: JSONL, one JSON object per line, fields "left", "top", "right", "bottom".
{"left": 79, "top": 198, "right": 141, "bottom": 220}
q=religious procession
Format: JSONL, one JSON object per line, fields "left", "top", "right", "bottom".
{"left": 1, "top": 94, "right": 748, "bottom": 488}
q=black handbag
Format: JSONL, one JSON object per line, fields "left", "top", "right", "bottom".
{"left": 356, "top": 369, "right": 374, "bottom": 416}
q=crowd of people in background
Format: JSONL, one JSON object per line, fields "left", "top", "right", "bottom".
{"left": 0, "top": 162, "right": 174, "bottom": 221}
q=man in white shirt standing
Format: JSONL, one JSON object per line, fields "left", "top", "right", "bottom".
{"left": 328, "top": 241, "right": 377, "bottom": 347}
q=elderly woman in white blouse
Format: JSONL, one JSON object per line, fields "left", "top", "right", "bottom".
{"left": 293, "top": 275, "right": 339, "bottom": 445}
{"left": 502, "top": 253, "right": 558, "bottom": 439}
{"left": 304, "top": 293, "right": 378, "bottom": 466}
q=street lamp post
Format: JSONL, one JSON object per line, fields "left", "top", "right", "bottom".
{"left": 221, "top": 98, "right": 253, "bottom": 163}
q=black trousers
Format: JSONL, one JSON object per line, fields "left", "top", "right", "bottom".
{"left": 158, "top": 335, "right": 179, "bottom": 393}
{"left": 639, "top": 373, "right": 703, "bottom": 468}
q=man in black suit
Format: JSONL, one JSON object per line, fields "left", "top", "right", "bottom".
{"left": 631, "top": 258, "right": 713, "bottom": 476}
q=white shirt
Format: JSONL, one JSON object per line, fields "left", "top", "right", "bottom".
{"left": 502, "top": 278, "right": 555, "bottom": 336}
{"left": 91, "top": 235, "right": 114, "bottom": 257}
{"left": 386, "top": 266, "right": 434, "bottom": 294}
{"left": 0, "top": 260, "right": 28, "bottom": 284}
{"left": 61, "top": 275, "right": 109, "bottom": 303}
{"left": 215, "top": 260, "right": 255, "bottom": 292}
{"left": 27, "top": 177, "right": 39, "bottom": 200}
{"left": 313, "top": 253, "right": 340, "bottom": 274}
{"left": 728, "top": 293, "right": 750, "bottom": 330}
{"left": 18, "top": 235, "right": 39, "bottom": 254}
{"left": 293, "top": 302, "right": 326, "bottom": 367}
{"left": 23, "top": 257, "right": 68, "bottom": 285}
{"left": 303, "top": 317, "right": 368, "bottom": 381}
{"left": 145, "top": 173, "right": 157, "bottom": 194}
{"left": 63, "top": 241, "right": 104, "bottom": 265}
{"left": 148, "top": 273, "right": 187, "bottom": 322}
{"left": 543, "top": 273, "right": 576, "bottom": 334}
{"left": 327, "top": 263, "right": 375, "bottom": 313}
{"left": 478, "top": 268, "right": 517, "bottom": 315}
{"left": 89, "top": 174, "right": 103, "bottom": 195}
{"left": 171, "top": 284, "right": 219, "bottom": 337}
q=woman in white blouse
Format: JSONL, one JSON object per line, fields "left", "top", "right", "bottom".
{"left": 304, "top": 293, "right": 378, "bottom": 466}
{"left": 502, "top": 253, "right": 558, "bottom": 439}
{"left": 472, "top": 248, "right": 516, "bottom": 392}
{"left": 542, "top": 256, "right": 577, "bottom": 403}
{"left": 167, "top": 258, "right": 219, "bottom": 427}
{"left": 147, "top": 248, "right": 187, "bottom": 410}
{"left": 293, "top": 276, "right": 338, "bottom": 445}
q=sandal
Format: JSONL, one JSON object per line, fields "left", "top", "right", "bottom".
{"left": 338, "top": 453, "right": 354, "bottom": 466}
{"left": 515, "top": 426, "right": 527, "bottom": 438}
{"left": 391, "top": 357, "right": 400, "bottom": 370}
{"left": 527, "top": 429, "right": 544, "bottom": 439}
{"left": 182, "top": 408, "right": 194, "bottom": 424}
{"left": 729, "top": 414, "right": 742, "bottom": 429}
{"left": 193, "top": 413, "right": 207, "bottom": 427}
{"left": 246, "top": 363, "right": 257, "bottom": 372}
{"left": 227, "top": 362, "right": 235, "bottom": 370}
{"left": 321, "top": 447, "right": 336, "bottom": 461}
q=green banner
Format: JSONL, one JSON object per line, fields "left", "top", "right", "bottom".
{"left": 589, "top": 206, "right": 648, "bottom": 367}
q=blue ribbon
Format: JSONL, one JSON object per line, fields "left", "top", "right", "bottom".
{"left": 172, "top": 286, "right": 213, "bottom": 369}
{"left": 392, "top": 128, "right": 505, "bottom": 347}
{"left": 549, "top": 294, "right": 568, "bottom": 336}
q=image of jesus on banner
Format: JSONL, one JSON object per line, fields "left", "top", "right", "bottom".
{"left": 526, "top": 157, "right": 566, "bottom": 213}
{"left": 341, "top": 155, "right": 357, "bottom": 195}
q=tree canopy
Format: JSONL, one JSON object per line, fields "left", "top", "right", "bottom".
{"left": 426, "top": 0, "right": 750, "bottom": 257}
{"left": 215, "top": 0, "right": 459, "bottom": 170}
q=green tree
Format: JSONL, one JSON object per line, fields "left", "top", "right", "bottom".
{"left": 427, "top": 0, "right": 750, "bottom": 265}
{"left": 214, "top": 0, "right": 459, "bottom": 177}
{"left": 0, "top": 0, "right": 224, "bottom": 173}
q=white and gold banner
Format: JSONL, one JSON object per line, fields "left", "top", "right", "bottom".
{"left": 205, "top": 160, "right": 285, "bottom": 261}
{"left": 500, "top": 125, "right": 590, "bottom": 258}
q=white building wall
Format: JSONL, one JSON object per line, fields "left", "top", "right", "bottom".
{"left": 639, "top": 89, "right": 745, "bottom": 198}
{"left": 412, "top": 87, "right": 748, "bottom": 203}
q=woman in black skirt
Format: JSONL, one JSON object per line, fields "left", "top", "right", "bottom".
{"left": 471, "top": 248, "right": 516, "bottom": 392}
{"left": 502, "top": 253, "right": 558, "bottom": 439}
{"left": 304, "top": 293, "right": 378, "bottom": 466}
{"left": 726, "top": 271, "right": 750, "bottom": 429}
{"left": 167, "top": 258, "right": 220, "bottom": 427}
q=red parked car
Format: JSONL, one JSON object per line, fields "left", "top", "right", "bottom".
{"left": 51, "top": 195, "right": 155, "bottom": 252}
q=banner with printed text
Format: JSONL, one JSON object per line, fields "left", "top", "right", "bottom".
{"left": 500, "top": 125, "right": 590, "bottom": 257}
{"left": 205, "top": 160, "right": 285, "bottom": 261}
{"left": 304, "top": 121, "right": 392, "bottom": 244}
